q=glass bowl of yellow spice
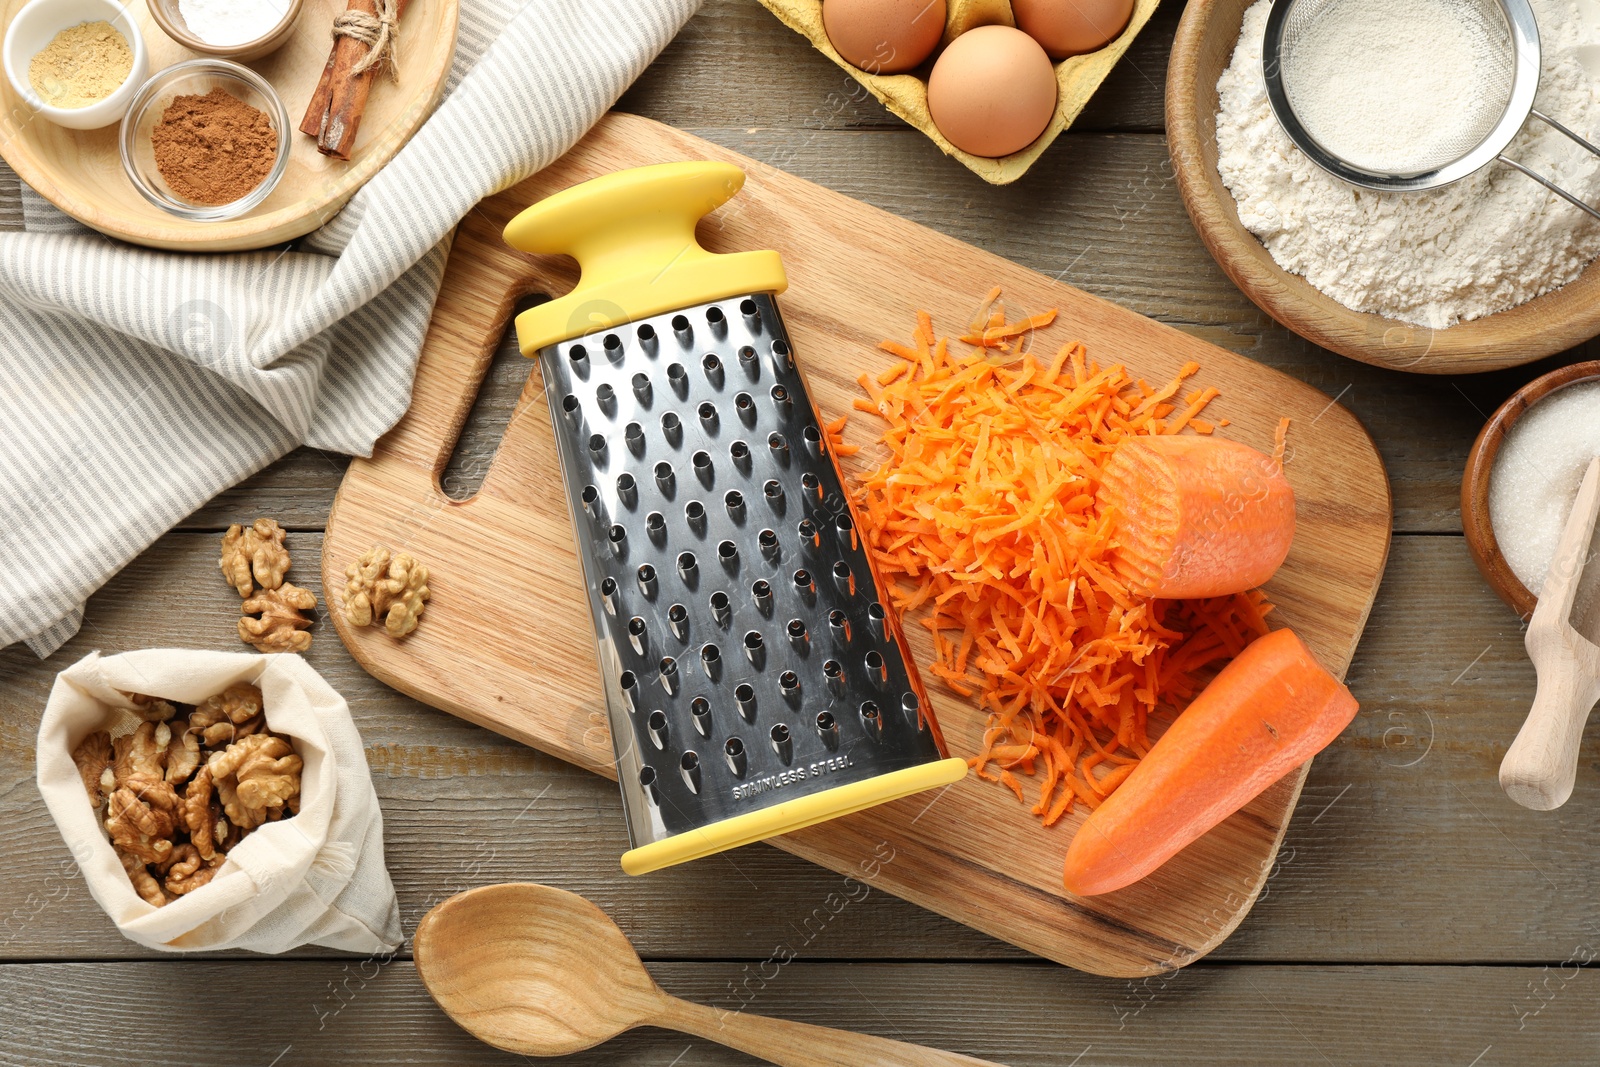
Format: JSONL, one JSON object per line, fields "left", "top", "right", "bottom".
{"left": 119, "top": 59, "right": 290, "bottom": 221}
{"left": 3, "top": 0, "right": 149, "bottom": 130}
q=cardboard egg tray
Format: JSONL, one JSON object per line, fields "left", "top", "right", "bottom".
{"left": 757, "top": 0, "right": 1163, "bottom": 184}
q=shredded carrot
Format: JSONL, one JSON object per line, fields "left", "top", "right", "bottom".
{"left": 849, "top": 295, "right": 1278, "bottom": 825}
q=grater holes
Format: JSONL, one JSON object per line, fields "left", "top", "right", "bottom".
{"left": 703, "top": 353, "right": 725, "bottom": 387}
{"left": 758, "top": 528, "right": 779, "bottom": 561}
{"left": 751, "top": 579, "right": 773, "bottom": 614}
{"left": 671, "top": 314, "right": 691, "bottom": 335}
{"left": 647, "top": 709, "right": 669, "bottom": 748}
{"left": 561, "top": 393, "right": 581, "bottom": 422}
{"left": 865, "top": 649, "right": 887, "bottom": 685}
{"left": 770, "top": 384, "right": 791, "bottom": 415}
{"left": 735, "top": 391, "right": 756, "bottom": 424}
{"left": 602, "top": 333, "right": 623, "bottom": 360}
{"left": 617, "top": 472, "right": 638, "bottom": 505}
{"left": 655, "top": 460, "right": 676, "bottom": 494}
{"left": 832, "top": 560, "right": 855, "bottom": 597}
{"left": 600, "top": 576, "right": 619, "bottom": 616}
{"left": 743, "top": 630, "right": 766, "bottom": 669}
{"left": 661, "top": 410, "right": 683, "bottom": 445}
{"left": 797, "top": 518, "right": 819, "bottom": 550}
{"left": 725, "top": 735, "right": 748, "bottom": 775}
{"left": 717, "top": 539, "right": 740, "bottom": 569}
{"left": 637, "top": 563, "right": 658, "bottom": 597}
{"left": 706, "top": 305, "right": 726, "bottom": 327}
{"left": 636, "top": 323, "right": 656, "bottom": 346}
{"left": 680, "top": 750, "right": 701, "bottom": 793}
{"left": 581, "top": 484, "right": 602, "bottom": 521}
{"left": 902, "top": 692, "right": 920, "bottom": 716}
{"left": 763, "top": 479, "right": 784, "bottom": 511}
{"left": 693, "top": 449, "right": 715, "bottom": 484}
{"left": 772, "top": 339, "right": 791, "bottom": 362}
{"left": 793, "top": 568, "right": 815, "bottom": 601}
{"left": 632, "top": 372, "right": 653, "bottom": 403}
{"left": 861, "top": 700, "right": 883, "bottom": 739}
{"left": 589, "top": 433, "right": 608, "bottom": 463}
{"left": 801, "top": 472, "right": 821, "bottom": 498}
{"left": 823, "top": 657, "right": 845, "bottom": 695}
{"left": 595, "top": 382, "right": 617, "bottom": 415}
{"left": 619, "top": 668, "right": 639, "bottom": 709}
{"left": 607, "top": 523, "right": 627, "bottom": 557}
{"left": 677, "top": 551, "right": 699, "bottom": 584}
{"left": 659, "top": 656, "right": 679, "bottom": 695}
{"left": 827, "top": 609, "right": 849, "bottom": 643}
{"left": 786, "top": 618, "right": 808, "bottom": 652}
{"left": 779, "top": 670, "right": 801, "bottom": 702}
{"left": 738, "top": 345, "right": 760, "bottom": 379}
{"left": 768, "top": 431, "right": 789, "bottom": 464}
{"left": 816, "top": 710, "right": 839, "bottom": 749}
{"left": 725, "top": 489, "right": 745, "bottom": 521}
{"left": 835, "top": 512, "right": 856, "bottom": 550}
{"left": 627, "top": 616, "right": 647, "bottom": 654}
{"left": 686, "top": 499, "right": 707, "bottom": 534}
{"left": 867, "top": 601, "right": 887, "bottom": 639}
{"left": 710, "top": 589, "right": 732, "bottom": 626}
{"left": 691, "top": 696, "right": 712, "bottom": 736}
{"left": 700, "top": 642, "right": 722, "bottom": 680}
{"left": 735, "top": 683, "right": 757, "bottom": 720}
{"left": 770, "top": 722, "right": 793, "bottom": 761}
{"left": 698, "top": 402, "right": 718, "bottom": 431}
{"left": 667, "top": 602, "right": 688, "bottom": 640}
{"left": 668, "top": 363, "right": 689, "bottom": 397}
{"left": 568, "top": 344, "right": 589, "bottom": 376}
{"left": 624, "top": 422, "right": 645, "bottom": 455}
{"left": 802, "top": 424, "right": 823, "bottom": 457}
{"left": 730, "top": 439, "right": 751, "bottom": 472}
{"left": 638, "top": 764, "right": 659, "bottom": 802}
{"left": 739, "top": 298, "right": 759, "bottom": 318}
{"left": 645, "top": 511, "right": 666, "bottom": 543}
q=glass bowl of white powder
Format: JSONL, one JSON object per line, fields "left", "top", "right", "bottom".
{"left": 149, "top": 0, "right": 301, "bottom": 62}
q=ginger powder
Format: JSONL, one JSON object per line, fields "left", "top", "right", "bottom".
{"left": 28, "top": 20, "right": 133, "bottom": 109}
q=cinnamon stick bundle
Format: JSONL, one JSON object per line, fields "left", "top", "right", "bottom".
{"left": 300, "top": 0, "right": 409, "bottom": 161}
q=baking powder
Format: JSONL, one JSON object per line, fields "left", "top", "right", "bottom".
{"left": 178, "top": 0, "right": 292, "bottom": 47}
{"left": 1216, "top": 0, "right": 1600, "bottom": 328}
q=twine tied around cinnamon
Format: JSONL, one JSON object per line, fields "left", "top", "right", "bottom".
{"left": 332, "top": 0, "right": 401, "bottom": 82}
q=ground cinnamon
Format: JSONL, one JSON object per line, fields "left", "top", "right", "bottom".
{"left": 151, "top": 88, "right": 278, "bottom": 207}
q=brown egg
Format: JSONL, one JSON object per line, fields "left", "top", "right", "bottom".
{"left": 822, "top": 0, "right": 947, "bottom": 75}
{"left": 1012, "top": 0, "right": 1135, "bottom": 59}
{"left": 927, "top": 25, "right": 1058, "bottom": 158}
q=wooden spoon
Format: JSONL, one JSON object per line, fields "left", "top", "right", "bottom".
{"left": 1501, "top": 456, "right": 1600, "bottom": 809}
{"left": 413, "top": 883, "right": 1005, "bottom": 1066}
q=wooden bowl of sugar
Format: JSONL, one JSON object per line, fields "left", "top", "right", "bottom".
{"left": 0, "top": 0, "right": 458, "bottom": 250}
{"left": 1167, "top": 0, "right": 1600, "bottom": 375}
{"left": 1463, "top": 361, "right": 1600, "bottom": 618}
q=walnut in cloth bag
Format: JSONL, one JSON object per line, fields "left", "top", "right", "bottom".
{"left": 37, "top": 650, "right": 402, "bottom": 954}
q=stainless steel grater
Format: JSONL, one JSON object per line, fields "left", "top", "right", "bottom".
{"left": 505, "top": 162, "right": 967, "bottom": 875}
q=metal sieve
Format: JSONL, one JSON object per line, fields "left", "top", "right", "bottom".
{"left": 1263, "top": 0, "right": 1600, "bottom": 218}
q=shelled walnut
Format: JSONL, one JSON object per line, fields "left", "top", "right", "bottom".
{"left": 343, "top": 546, "right": 430, "bottom": 638}
{"left": 79, "top": 685, "right": 302, "bottom": 909}
{"left": 220, "top": 518, "right": 316, "bottom": 652}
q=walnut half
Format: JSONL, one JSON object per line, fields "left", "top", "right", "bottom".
{"left": 239, "top": 584, "right": 318, "bottom": 653}
{"left": 344, "top": 546, "right": 430, "bottom": 638}
{"left": 219, "top": 519, "right": 291, "bottom": 598}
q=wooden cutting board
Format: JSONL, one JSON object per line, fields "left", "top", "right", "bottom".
{"left": 323, "top": 113, "right": 1392, "bottom": 977}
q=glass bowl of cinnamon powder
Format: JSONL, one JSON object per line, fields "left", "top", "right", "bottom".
{"left": 119, "top": 59, "right": 290, "bottom": 222}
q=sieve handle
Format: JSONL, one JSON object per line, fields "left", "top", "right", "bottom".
{"left": 1497, "top": 110, "right": 1600, "bottom": 222}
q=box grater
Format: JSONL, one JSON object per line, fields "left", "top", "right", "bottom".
{"left": 504, "top": 162, "right": 968, "bottom": 875}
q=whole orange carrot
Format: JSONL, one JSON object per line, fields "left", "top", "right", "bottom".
{"left": 1062, "top": 628, "right": 1356, "bottom": 896}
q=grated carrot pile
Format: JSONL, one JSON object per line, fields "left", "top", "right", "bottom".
{"left": 848, "top": 296, "right": 1278, "bottom": 825}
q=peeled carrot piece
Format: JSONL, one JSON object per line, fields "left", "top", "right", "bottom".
{"left": 1062, "top": 628, "right": 1356, "bottom": 897}
{"left": 1097, "top": 435, "right": 1294, "bottom": 599}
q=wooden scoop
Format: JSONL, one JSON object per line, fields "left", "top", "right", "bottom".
{"left": 1501, "top": 456, "right": 1600, "bottom": 810}
{"left": 413, "top": 883, "right": 1005, "bottom": 1067}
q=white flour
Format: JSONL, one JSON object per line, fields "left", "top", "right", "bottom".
{"left": 1283, "top": 0, "right": 1502, "bottom": 173}
{"left": 1216, "top": 0, "right": 1600, "bottom": 328}
{"left": 178, "top": 0, "right": 292, "bottom": 47}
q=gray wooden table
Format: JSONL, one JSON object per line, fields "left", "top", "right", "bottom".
{"left": 3, "top": 3, "right": 1598, "bottom": 1063}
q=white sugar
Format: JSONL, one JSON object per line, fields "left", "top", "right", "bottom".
{"left": 1488, "top": 380, "right": 1600, "bottom": 592}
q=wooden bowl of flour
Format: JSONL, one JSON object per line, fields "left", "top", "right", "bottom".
{"left": 1166, "top": 0, "right": 1600, "bottom": 374}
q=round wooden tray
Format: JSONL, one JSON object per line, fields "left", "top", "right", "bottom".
{"left": 1166, "top": 0, "right": 1600, "bottom": 375}
{"left": 0, "top": 0, "right": 457, "bottom": 251}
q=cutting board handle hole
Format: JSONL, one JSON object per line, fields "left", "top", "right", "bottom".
{"left": 439, "top": 291, "right": 550, "bottom": 501}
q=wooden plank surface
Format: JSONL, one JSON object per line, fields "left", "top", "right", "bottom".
{"left": 2, "top": 0, "right": 1598, "bottom": 1061}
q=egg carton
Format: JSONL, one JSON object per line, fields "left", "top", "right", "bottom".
{"left": 756, "top": 0, "right": 1164, "bottom": 185}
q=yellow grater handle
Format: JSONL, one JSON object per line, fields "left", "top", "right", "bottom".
{"left": 504, "top": 161, "right": 788, "bottom": 356}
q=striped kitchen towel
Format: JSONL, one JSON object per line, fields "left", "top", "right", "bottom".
{"left": 0, "top": 0, "right": 701, "bottom": 656}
